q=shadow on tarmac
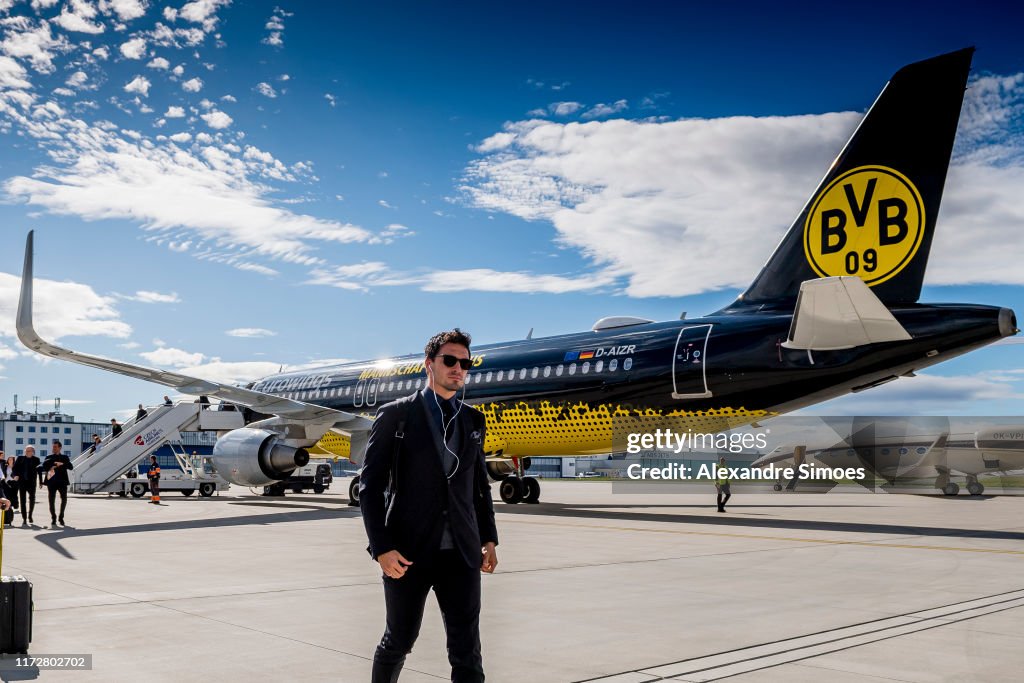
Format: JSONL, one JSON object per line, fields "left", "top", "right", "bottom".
{"left": 32, "top": 501, "right": 361, "bottom": 559}
{"left": 493, "top": 501, "right": 1024, "bottom": 542}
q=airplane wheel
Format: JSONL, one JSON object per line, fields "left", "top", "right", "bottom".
{"left": 130, "top": 483, "right": 147, "bottom": 498}
{"left": 348, "top": 476, "right": 360, "bottom": 507}
{"left": 773, "top": 484, "right": 783, "bottom": 491}
{"left": 499, "top": 476, "right": 524, "bottom": 504}
{"left": 199, "top": 483, "right": 215, "bottom": 497}
{"left": 943, "top": 483, "right": 960, "bottom": 496}
{"left": 181, "top": 489, "right": 194, "bottom": 496}
{"left": 523, "top": 476, "right": 541, "bottom": 504}
{"left": 967, "top": 482, "right": 984, "bottom": 496}
{"left": 313, "top": 484, "right": 325, "bottom": 494}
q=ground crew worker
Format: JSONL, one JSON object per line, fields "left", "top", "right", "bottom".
{"left": 716, "top": 456, "right": 731, "bottom": 513}
{"left": 147, "top": 455, "right": 161, "bottom": 504}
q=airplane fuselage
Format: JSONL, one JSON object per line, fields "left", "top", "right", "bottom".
{"left": 247, "top": 303, "right": 1013, "bottom": 460}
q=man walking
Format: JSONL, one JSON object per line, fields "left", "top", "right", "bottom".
{"left": 360, "top": 329, "right": 498, "bottom": 683}
{"left": 716, "top": 455, "right": 732, "bottom": 512}
{"left": 13, "top": 446, "right": 41, "bottom": 525}
{"left": 39, "top": 441, "right": 73, "bottom": 527}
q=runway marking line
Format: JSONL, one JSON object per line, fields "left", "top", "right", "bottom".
{"left": 503, "top": 518, "right": 1024, "bottom": 556}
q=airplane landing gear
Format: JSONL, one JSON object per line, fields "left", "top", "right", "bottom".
{"left": 942, "top": 482, "right": 960, "bottom": 496}
{"left": 348, "top": 475, "right": 361, "bottom": 506}
{"left": 498, "top": 457, "right": 540, "bottom": 504}
{"left": 499, "top": 477, "right": 523, "bottom": 504}
{"left": 966, "top": 477, "right": 984, "bottom": 496}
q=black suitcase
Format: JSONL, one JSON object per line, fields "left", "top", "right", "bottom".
{"left": 0, "top": 516, "right": 34, "bottom": 654}
{"left": 0, "top": 576, "right": 33, "bottom": 654}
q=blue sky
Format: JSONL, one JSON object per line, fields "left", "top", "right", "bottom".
{"left": 0, "top": 0, "right": 1021, "bottom": 422}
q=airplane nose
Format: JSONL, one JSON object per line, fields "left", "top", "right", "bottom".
{"left": 999, "top": 308, "right": 1018, "bottom": 338}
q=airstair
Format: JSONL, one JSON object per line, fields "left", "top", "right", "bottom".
{"left": 71, "top": 401, "right": 244, "bottom": 494}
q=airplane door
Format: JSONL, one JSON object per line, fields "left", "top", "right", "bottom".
{"left": 353, "top": 381, "right": 365, "bottom": 407}
{"left": 672, "top": 324, "right": 713, "bottom": 399}
{"left": 367, "top": 378, "right": 379, "bottom": 406}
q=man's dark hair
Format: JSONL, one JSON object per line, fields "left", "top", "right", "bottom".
{"left": 424, "top": 328, "right": 472, "bottom": 359}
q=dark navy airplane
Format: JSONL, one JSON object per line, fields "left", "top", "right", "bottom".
{"left": 17, "top": 48, "right": 1017, "bottom": 504}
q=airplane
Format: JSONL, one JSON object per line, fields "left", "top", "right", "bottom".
{"left": 749, "top": 417, "right": 1024, "bottom": 496}
{"left": 15, "top": 47, "right": 1018, "bottom": 506}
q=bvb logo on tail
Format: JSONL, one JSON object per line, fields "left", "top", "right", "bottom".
{"left": 803, "top": 165, "right": 924, "bottom": 286}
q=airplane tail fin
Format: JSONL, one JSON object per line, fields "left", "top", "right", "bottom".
{"left": 733, "top": 48, "right": 974, "bottom": 310}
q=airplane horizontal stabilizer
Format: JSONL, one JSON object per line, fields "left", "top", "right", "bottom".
{"left": 782, "top": 277, "right": 911, "bottom": 351}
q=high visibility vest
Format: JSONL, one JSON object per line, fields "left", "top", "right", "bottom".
{"left": 716, "top": 465, "right": 729, "bottom": 485}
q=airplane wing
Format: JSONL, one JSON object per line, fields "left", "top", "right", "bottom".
{"left": 16, "top": 231, "right": 371, "bottom": 432}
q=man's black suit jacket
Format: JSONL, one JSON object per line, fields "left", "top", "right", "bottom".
{"left": 38, "top": 453, "right": 74, "bottom": 488}
{"left": 360, "top": 391, "right": 498, "bottom": 569}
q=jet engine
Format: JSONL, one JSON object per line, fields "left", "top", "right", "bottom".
{"left": 211, "top": 428, "right": 310, "bottom": 486}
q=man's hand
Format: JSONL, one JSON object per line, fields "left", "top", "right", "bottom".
{"left": 377, "top": 550, "right": 413, "bottom": 579}
{"left": 0, "top": 498, "right": 10, "bottom": 511}
{"left": 481, "top": 542, "right": 498, "bottom": 573}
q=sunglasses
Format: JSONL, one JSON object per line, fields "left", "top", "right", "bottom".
{"left": 437, "top": 354, "right": 473, "bottom": 370}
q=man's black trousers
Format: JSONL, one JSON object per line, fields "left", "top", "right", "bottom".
{"left": 17, "top": 484, "right": 35, "bottom": 521}
{"left": 47, "top": 484, "right": 68, "bottom": 521}
{"left": 373, "top": 549, "right": 483, "bottom": 683}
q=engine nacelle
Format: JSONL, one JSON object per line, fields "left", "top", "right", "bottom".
{"left": 211, "top": 428, "right": 311, "bottom": 486}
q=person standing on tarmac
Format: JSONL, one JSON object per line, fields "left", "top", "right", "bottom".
{"left": 147, "top": 455, "right": 161, "bottom": 504}
{"left": 716, "top": 456, "right": 732, "bottom": 513}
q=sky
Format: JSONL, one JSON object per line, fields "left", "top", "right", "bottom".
{"left": 0, "top": 0, "right": 1021, "bottom": 422}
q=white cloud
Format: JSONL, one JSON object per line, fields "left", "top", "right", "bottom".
{"left": 122, "top": 290, "right": 180, "bottom": 304}
{"left": 65, "top": 70, "right": 88, "bottom": 88}
{"left": 147, "top": 56, "right": 169, "bottom": 69}
{"left": 2, "top": 112, "right": 374, "bottom": 270}
{"left": 181, "top": 76, "right": 202, "bottom": 92}
{"left": 168, "top": 132, "right": 191, "bottom": 143}
{"left": 378, "top": 199, "right": 396, "bottom": 210}
{"left": 119, "top": 36, "right": 146, "bottom": 59}
{"left": 92, "top": 45, "right": 109, "bottom": 60}
{"left": 99, "top": 0, "right": 147, "bottom": 22}
{"left": 139, "top": 346, "right": 205, "bottom": 367}
{"left": 0, "top": 272, "right": 131, "bottom": 341}
{"left": 324, "top": 93, "right": 335, "bottom": 107}
{"left": 582, "top": 99, "right": 628, "bottom": 119}
{"left": 255, "top": 81, "right": 276, "bottom": 98}
{"left": 164, "top": 105, "right": 184, "bottom": 117}
{"left": 0, "top": 56, "right": 31, "bottom": 89}
{"left": 225, "top": 327, "right": 276, "bottom": 338}
{"left": 0, "top": 16, "right": 69, "bottom": 73}
{"left": 123, "top": 74, "right": 150, "bottom": 96}
{"left": 53, "top": 1, "right": 106, "bottom": 34}
{"left": 460, "top": 72, "right": 1024, "bottom": 297}
{"left": 261, "top": 6, "right": 290, "bottom": 46}
{"left": 305, "top": 263, "right": 614, "bottom": 294}
{"left": 178, "top": 0, "right": 230, "bottom": 26}
{"left": 200, "top": 110, "right": 231, "bottom": 129}
{"left": 550, "top": 101, "right": 582, "bottom": 116}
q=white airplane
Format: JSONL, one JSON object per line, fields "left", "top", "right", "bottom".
{"left": 750, "top": 417, "right": 1024, "bottom": 495}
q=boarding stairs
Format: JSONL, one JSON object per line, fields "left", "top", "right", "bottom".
{"left": 70, "top": 401, "right": 244, "bottom": 494}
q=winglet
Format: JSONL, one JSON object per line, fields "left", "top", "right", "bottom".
{"left": 16, "top": 230, "right": 43, "bottom": 355}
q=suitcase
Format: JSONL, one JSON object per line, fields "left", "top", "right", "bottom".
{"left": 0, "top": 515, "right": 34, "bottom": 654}
{"left": 0, "top": 576, "right": 33, "bottom": 654}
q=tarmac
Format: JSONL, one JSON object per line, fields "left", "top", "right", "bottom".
{"left": 2, "top": 479, "right": 1023, "bottom": 682}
